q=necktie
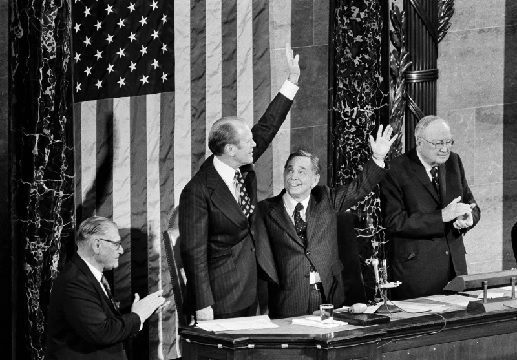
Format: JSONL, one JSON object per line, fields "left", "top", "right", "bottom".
{"left": 430, "top": 167, "right": 440, "bottom": 194}
{"left": 101, "top": 275, "right": 118, "bottom": 309}
{"left": 234, "top": 171, "right": 254, "bottom": 217}
{"left": 293, "top": 203, "right": 307, "bottom": 247}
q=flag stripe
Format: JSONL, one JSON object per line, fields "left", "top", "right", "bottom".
{"left": 222, "top": 0, "right": 237, "bottom": 118}
{"left": 112, "top": 97, "right": 132, "bottom": 308}
{"left": 74, "top": 103, "right": 83, "bottom": 222}
{"left": 95, "top": 98, "right": 113, "bottom": 219}
{"left": 190, "top": 0, "right": 207, "bottom": 174}
{"left": 129, "top": 95, "right": 149, "bottom": 359}
{"left": 237, "top": 0, "right": 254, "bottom": 127}
{"left": 253, "top": 0, "right": 273, "bottom": 200}
{"left": 80, "top": 101, "right": 98, "bottom": 217}
{"left": 146, "top": 93, "right": 163, "bottom": 360}
{"left": 173, "top": 0, "right": 192, "bottom": 207}
{"left": 205, "top": 0, "right": 223, "bottom": 155}
{"left": 159, "top": 91, "right": 176, "bottom": 357}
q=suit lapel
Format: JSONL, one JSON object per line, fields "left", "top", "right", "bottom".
{"left": 205, "top": 156, "right": 247, "bottom": 228}
{"left": 73, "top": 255, "right": 121, "bottom": 314}
{"left": 438, "top": 163, "right": 447, "bottom": 205}
{"left": 306, "top": 194, "right": 323, "bottom": 248}
{"left": 267, "top": 194, "right": 305, "bottom": 248}
{"left": 408, "top": 149, "right": 441, "bottom": 204}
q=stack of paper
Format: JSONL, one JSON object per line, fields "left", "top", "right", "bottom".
{"left": 195, "top": 315, "right": 279, "bottom": 332}
{"left": 391, "top": 301, "right": 449, "bottom": 313}
{"left": 292, "top": 316, "right": 347, "bottom": 328}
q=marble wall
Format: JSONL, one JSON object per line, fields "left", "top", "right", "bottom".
{"left": 270, "top": 0, "right": 330, "bottom": 187}
{"left": 437, "top": 0, "right": 517, "bottom": 273}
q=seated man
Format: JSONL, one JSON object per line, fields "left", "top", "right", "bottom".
{"left": 46, "top": 216, "right": 167, "bottom": 360}
{"left": 259, "top": 125, "right": 396, "bottom": 318}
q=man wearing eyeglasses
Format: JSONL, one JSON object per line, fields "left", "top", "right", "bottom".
{"left": 380, "top": 115, "right": 480, "bottom": 300}
{"left": 46, "top": 216, "right": 167, "bottom": 360}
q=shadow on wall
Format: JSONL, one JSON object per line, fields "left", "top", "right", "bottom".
{"left": 503, "top": 1, "right": 517, "bottom": 268}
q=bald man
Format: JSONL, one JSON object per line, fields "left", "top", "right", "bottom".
{"left": 381, "top": 116, "right": 480, "bottom": 300}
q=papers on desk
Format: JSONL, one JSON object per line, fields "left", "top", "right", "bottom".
{"left": 195, "top": 315, "right": 279, "bottom": 332}
{"left": 292, "top": 316, "right": 347, "bottom": 328}
{"left": 477, "top": 292, "right": 505, "bottom": 299}
{"left": 391, "top": 301, "right": 449, "bottom": 313}
{"left": 425, "top": 294, "right": 473, "bottom": 307}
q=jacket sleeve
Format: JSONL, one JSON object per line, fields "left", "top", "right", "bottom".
{"left": 179, "top": 181, "right": 214, "bottom": 311}
{"left": 252, "top": 92, "right": 293, "bottom": 162}
{"left": 331, "top": 159, "right": 387, "bottom": 211}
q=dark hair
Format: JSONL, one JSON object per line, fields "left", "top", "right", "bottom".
{"left": 76, "top": 216, "right": 117, "bottom": 243}
{"left": 208, "top": 116, "right": 243, "bottom": 156}
{"left": 284, "top": 150, "right": 321, "bottom": 175}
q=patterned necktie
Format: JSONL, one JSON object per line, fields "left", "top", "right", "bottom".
{"left": 234, "top": 171, "right": 254, "bottom": 217}
{"left": 293, "top": 202, "right": 307, "bottom": 247}
{"left": 430, "top": 167, "right": 440, "bottom": 194}
{"left": 101, "top": 275, "right": 118, "bottom": 309}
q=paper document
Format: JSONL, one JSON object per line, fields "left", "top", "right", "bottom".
{"left": 425, "top": 294, "right": 472, "bottom": 307}
{"left": 292, "top": 316, "right": 347, "bottom": 328}
{"left": 477, "top": 292, "right": 505, "bottom": 299}
{"left": 391, "top": 301, "right": 449, "bottom": 313}
{"left": 195, "top": 315, "right": 279, "bottom": 332}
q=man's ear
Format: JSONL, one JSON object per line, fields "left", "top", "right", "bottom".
{"left": 92, "top": 239, "right": 101, "bottom": 255}
{"left": 224, "top": 143, "right": 235, "bottom": 157}
{"left": 311, "top": 174, "right": 321, "bottom": 188}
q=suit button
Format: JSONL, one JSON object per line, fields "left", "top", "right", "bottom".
{"left": 306, "top": 251, "right": 311, "bottom": 256}
{"left": 445, "top": 251, "right": 449, "bottom": 255}
{"left": 251, "top": 247, "right": 255, "bottom": 252}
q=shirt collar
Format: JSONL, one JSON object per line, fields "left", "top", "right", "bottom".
{"left": 282, "top": 191, "right": 310, "bottom": 215}
{"left": 79, "top": 254, "right": 104, "bottom": 283}
{"left": 416, "top": 150, "right": 433, "bottom": 172}
{"left": 213, "top": 155, "right": 238, "bottom": 185}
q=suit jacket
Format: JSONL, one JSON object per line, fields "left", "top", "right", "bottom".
{"left": 46, "top": 255, "right": 141, "bottom": 360}
{"left": 179, "top": 92, "right": 292, "bottom": 316}
{"left": 259, "top": 160, "right": 386, "bottom": 318}
{"left": 380, "top": 148, "right": 480, "bottom": 300}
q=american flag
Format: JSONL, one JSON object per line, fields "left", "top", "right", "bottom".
{"left": 72, "top": 0, "right": 295, "bottom": 358}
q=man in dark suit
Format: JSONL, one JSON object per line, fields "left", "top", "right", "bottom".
{"left": 381, "top": 115, "right": 480, "bottom": 300}
{"left": 259, "top": 125, "right": 397, "bottom": 318}
{"left": 178, "top": 45, "right": 300, "bottom": 320}
{"left": 46, "top": 216, "right": 166, "bottom": 360}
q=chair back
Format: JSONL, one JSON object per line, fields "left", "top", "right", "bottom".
{"left": 163, "top": 229, "right": 188, "bottom": 326}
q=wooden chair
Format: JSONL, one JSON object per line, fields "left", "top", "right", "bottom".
{"left": 163, "top": 229, "right": 189, "bottom": 326}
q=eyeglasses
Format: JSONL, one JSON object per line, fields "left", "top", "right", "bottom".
{"left": 419, "top": 137, "right": 454, "bottom": 149}
{"left": 97, "top": 238, "right": 122, "bottom": 250}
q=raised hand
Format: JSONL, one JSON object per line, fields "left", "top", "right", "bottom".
{"left": 285, "top": 43, "right": 300, "bottom": 85}
{"left": 131, "top": 290, "right": 166, "bottom": 323}
{"left": 369, "top": 125, "right": 398, "bottom": 161}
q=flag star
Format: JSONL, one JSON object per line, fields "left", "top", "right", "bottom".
{"left": 107, "top": 64, "right": 114, "bottom": 73}
{"left": 129, "top": 62, "right": 137, "bottom": 71}
{"left": 84, "top": 7, "right": 91, "bottom": 16}
{"left": 74, "top": 23, "right": 81, "bottom": 32}
{"left": 139, "top": 16, "right": 147, "bottom": 26}
{"left": 95, "top": 21, "right": 102, "bottom": 30}
{"left": 128, "top": 32, "right": 136, "bottom": 42}
{"left": 84, "top": 66, "right": 92, "bottom": 76}
{"left": 140, "top": 45, "right": 147, "bottom": 56}
{"left": 150, "top": 0, "right": 158, "bottom": 10}
{"left": 128, "top": 3, "right": 135, "bottom": 12}
{"left": 151, "top": 30, "right": 159, "bottom": 39}
{"left": 83, "top": 36, "right": 91, "bottom": 46}
{"left": 74, "top": 53, "right": 81, "bottom": 62}
{"left": 161, "top": 73, "right": 167, "bottom": 82}
{"left": 151, "top": 59, "right": 159, "bottom": 69}
{"left": 161, "top": 15, "right": 167, "bottom": 23}
{"left": 96, "top": 80, "right": 102, "bottom": 89}
{"left": 116, "top": 48, "right": 125, "bottom": 57}
{"left": 161, "top": 44, "right": 167, "bottom": 53}
{"left": 106, "top": 34, "right": 114, "bottom": 43}
{"left": 94, "top": 50, "right": 102, "bottom": 60}
{"left": 76, "top": 83, "right": 81, "bottom": 92}
{"left": 106, "top": 4, "right": 113, "bottom": 14}
{"left": 117, "top": 18, "right": 125, "bottom": 28}
{"left": 117, "top": 77, "right": 126, "bottom": 87}
{"left": 140, "top": 75, "right": 149, "bottom": 84}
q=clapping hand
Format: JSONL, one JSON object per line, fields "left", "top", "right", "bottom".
{"left": 286, "top": 43, "right": 300, "bottom": 85}
{"left": 131, "top": 290, "right": 168, "bottom": 323}
{"left": 370, "top": 125, "right": 398, "bottom": 161}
